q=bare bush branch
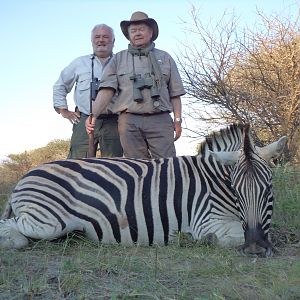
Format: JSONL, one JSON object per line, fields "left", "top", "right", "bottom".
{"left": 177, "top": 5, "right": 300, "bottom": 162}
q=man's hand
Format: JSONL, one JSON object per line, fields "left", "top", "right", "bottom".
{"left": 85, "top": 116, "right": 96, "bottom": 135}
{"left": 59, "top": 108, "right": 80, "bottom": 125}
{"left": 174, "top": 121, "right": 182, "bottom": 141}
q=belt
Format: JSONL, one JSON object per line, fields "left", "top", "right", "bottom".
{"left": 97, "top": 114, "right": 118, "bottom": 120}
{"left": 80, "top": 112, "right": 118, "bottom": 120}
{"left": 121, "top": 110, "right": 170, "bottom": 116}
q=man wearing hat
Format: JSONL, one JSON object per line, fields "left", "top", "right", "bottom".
{"left": 86, "top": 11, "right": 185, "bottom": 159}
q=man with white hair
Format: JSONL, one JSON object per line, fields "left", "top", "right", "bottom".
{"left": 86, "top": 12, "right": 185, "bottom": 159}
{"left": 53, "top": 24, "right": 123, "bottom": 158}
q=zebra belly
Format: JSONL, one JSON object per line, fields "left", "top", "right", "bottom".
{"left": 8, "top": 198, "right": 175, "bottom": 246}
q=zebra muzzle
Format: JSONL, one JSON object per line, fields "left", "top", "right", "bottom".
{"left": 239, "top": 225, "right": 273, "bottom": 257}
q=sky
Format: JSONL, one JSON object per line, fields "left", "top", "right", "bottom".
{"left": 0, "top": 0, "right": 299, "bottom": 160}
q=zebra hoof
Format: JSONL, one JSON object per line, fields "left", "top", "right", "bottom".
{"left": 237, "top": 246, "right": 247, "bottom": 256}
{"left": 265, "top": 247, "right": 273, "bottom": 257}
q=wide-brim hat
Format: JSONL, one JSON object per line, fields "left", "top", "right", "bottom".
{"left": 120, "top": 11, "right": 159, "bottom": 41}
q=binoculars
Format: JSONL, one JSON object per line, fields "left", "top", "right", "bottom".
{"left": 90, "top": 77, "right": 100, "bottom": 101}
{"left": 130, "top": 73, "right": 160, "bottom": 102}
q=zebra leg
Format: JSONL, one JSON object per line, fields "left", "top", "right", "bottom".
{"left": 215, "top": 220, "right": 245, "bottom": 247}
{"left": 0, "top": 219, "right": 29, "bottom": 249}
{"left": 15, "top": 213, "right": 79, "bottom": 241}
{"left": 196, "top": 219, "right": 245, "bottom": 247}
{"left": 0, "top": 213, "right": 78, "bottom": 249}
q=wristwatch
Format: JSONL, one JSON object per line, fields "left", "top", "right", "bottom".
{"left": 174, "top": 117, "right": 182, "bottom": 123}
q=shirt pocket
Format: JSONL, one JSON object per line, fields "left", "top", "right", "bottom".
{"left": 117, "top": 67, "right": 132, "bottom": 89}
{"left": 77, "top": 72, "right": 91, "bottom": 92}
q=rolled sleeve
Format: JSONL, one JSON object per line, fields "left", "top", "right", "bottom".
{"left": 167, "top": 56, "right": 186, "bottom": 98}
{"left": 99, "top": 57, "right": 118, "bottom": 91}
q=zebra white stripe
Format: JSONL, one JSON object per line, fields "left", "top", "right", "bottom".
{"left": 0, "top": 124, "right": 287, "bottom": 255}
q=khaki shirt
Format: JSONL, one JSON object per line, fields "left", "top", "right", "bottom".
{"left": 53, "top": 54, "right": 115, "bottom": 115}
{"left": 99, "top": 48, "right": 186, "bottom": 114}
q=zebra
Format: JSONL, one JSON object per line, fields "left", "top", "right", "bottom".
{"left": 0, "top": 124, "right": 287, "bottom": 255}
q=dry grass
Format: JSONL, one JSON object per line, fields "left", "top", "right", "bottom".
{"left": 0, "top": 166, "right": 299, "bottom": 299}
{"left": 0, "top": 237, "right": 299, "bottom": 300}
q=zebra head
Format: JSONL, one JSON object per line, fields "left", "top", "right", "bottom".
{"left": 209, "top": 125, "right": 287, "bottom": 256}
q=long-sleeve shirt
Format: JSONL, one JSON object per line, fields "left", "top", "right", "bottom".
{"left": 53, "top": 54, "right": 115, "bottom": 115}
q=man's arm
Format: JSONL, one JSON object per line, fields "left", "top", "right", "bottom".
{"left": 86, "top": 88, "right": 115, "bottom": 134}
{"left": 56, "top": 108, "right": 80, "bottom": 125}
{"left": 53, "top": 61, "right": 79, "bottom": 123}
{"left": 92, "top": 88, "right": 115, "bottom": 117}
{"left": 171, "top": 96, "right": 182, "bottom": 141}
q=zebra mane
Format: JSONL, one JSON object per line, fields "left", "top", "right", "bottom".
{"left": 197, "top": 123, "right": 246, "bottom": 154}
{"left": 243, "top": 123, "right": 256, "bottom": 161}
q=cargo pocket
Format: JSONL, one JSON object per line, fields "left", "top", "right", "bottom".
{"left": 77, "top": 72, "right": 91, "bottom": 94}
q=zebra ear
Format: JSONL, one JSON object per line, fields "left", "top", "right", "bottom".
{"left": 209, "top": 150, "right": 242, "bottom": 165}
{"left": 256, "top": 136, "right": 288, "bottom": 162}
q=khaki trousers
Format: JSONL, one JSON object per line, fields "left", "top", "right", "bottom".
{"left": 118, "top": 112, "right": 176, "bottom": 159}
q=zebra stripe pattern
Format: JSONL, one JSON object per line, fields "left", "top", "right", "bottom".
{"left": 0, "top": 124, "right": 287, "bottom": 255}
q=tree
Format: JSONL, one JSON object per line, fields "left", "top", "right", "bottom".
{"left": 0, "top": 139, "right": 70, "bottom": 193}
{"left": 177, "top": 6, "right": 300, "bottom": 162}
